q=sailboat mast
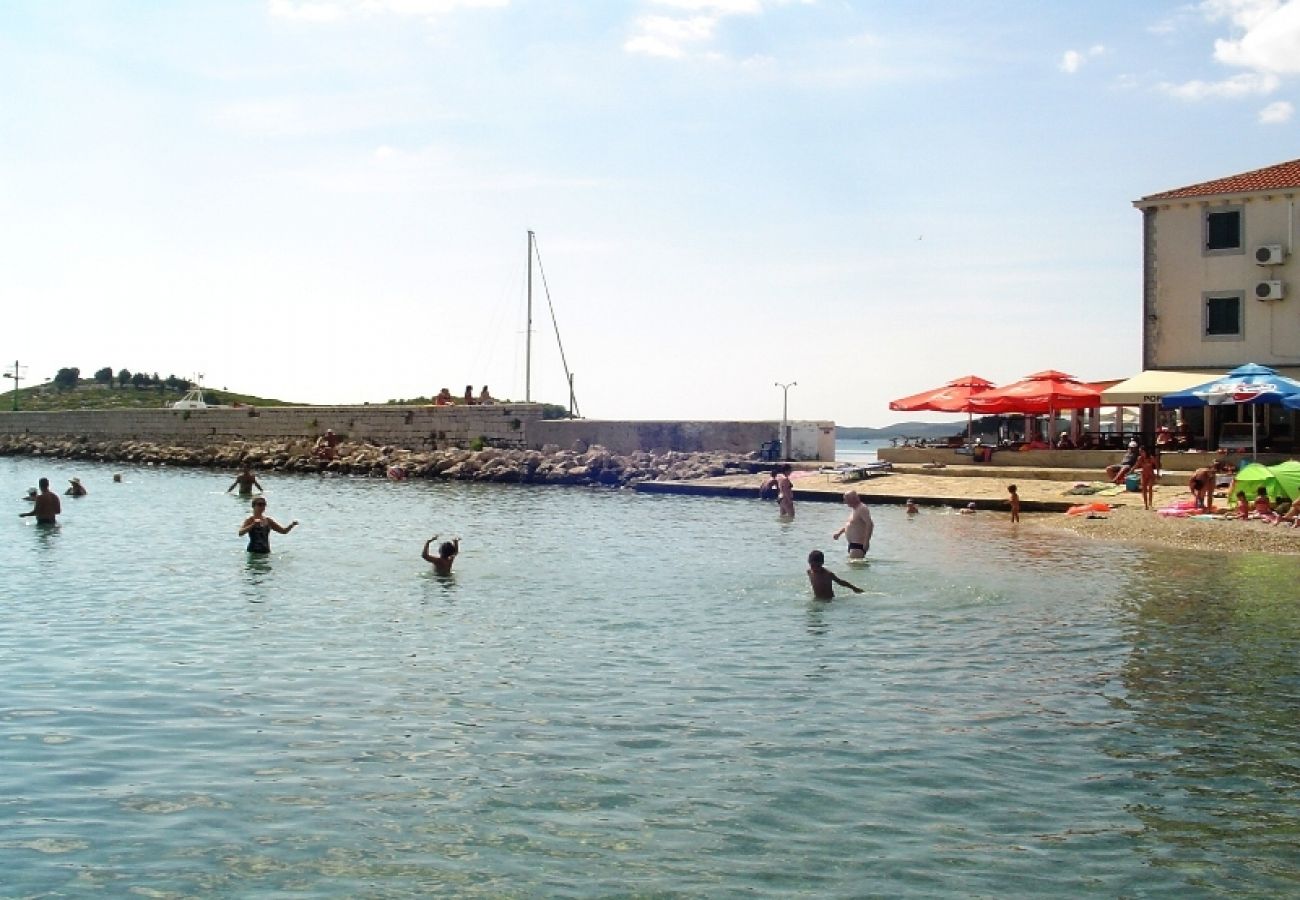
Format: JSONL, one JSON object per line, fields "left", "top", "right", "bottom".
{"left": 525, "top": 230, "right": 534, "bottom": 403}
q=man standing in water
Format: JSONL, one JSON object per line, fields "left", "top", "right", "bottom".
{"left": 226, "top": 463, "right": 263, "bottom": 496}
{"left": 19, "top": 478, "right": 61, "bottom": 525}
{"left": 832, "top": 490, "right": 874, "bottom": 558}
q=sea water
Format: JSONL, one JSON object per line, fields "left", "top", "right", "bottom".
{"left": 3, "top": 455, "right": 1299, "bottom": 897}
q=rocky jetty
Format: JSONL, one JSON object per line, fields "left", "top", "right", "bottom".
{"left": 0, "top": 435, "right": 764, "bottom": 487}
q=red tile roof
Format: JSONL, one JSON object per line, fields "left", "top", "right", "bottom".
{"left": 1140, "top": 157, "right": 1300, "bottom": 202}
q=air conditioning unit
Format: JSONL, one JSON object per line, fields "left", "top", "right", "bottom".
{"left": 1254, "top": 280, "right": 1284, "bottom": 301}
{"left": 1255, "top": 244, "right": 1286, "bottom": 265}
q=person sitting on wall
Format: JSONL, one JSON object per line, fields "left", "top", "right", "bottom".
{"left": 462, "top": 385, "right": 476, "bottom": 406}
{"left": 434, "top": 388, "right": 454, "bottom": 406}
{"left": 1105, "top": 441, "right": 1140, "bottom": 484}
{"left": 313, "top": 429, "right": 341, "bottom": 461}
{"left": 478, "top": 385, "right": 494, "bottom": 405}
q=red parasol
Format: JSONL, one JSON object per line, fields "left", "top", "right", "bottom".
{"left": 889, "top": 376, "right": 996, "bottom": 444}
{"left": 889, "top": 375, "right": 995, "bottom": 413}
{"left": 967, "top": 370, "right": 1100, "bottom": 415}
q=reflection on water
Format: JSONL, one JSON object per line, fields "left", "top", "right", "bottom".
{"left": 2, "top": 455, "right": 1299, "bottom": 896}
{"left": 1109, "top": 556, "right": 1300, "bottom": 890}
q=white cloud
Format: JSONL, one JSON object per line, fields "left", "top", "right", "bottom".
{"left": 268, "top": 0, "right": 507, "bottom": 24}
{"left": 1208, "top": 0, "right": 1300, "bottom": 74}
{"left": 624, "top": 15, "right": 719, "bottom": 58}
{"left": 1259, "top": 98, "right": 1295, "bottom": 121}
{"left": 1156, "top": 1, "right": 1298, "bottom": 102}
{"left": 1058, "top": 44, "right": 1105, "bottom": 74}
{"left": 1159, "top": 70, "right": 1280, "bottom": 98}
{"left": 624, "top": 0, "right": 809, "bottom": 59}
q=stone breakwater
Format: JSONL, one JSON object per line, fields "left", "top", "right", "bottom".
{"left": 0, "top": 435, "right": 763, "bottom": 487}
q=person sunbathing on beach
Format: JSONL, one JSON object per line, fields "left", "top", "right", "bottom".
{"left": 422, "top": 535, "right": 460, "bottom": 575}
{"left": 807, "top": 550, "right": 863, "bottom": 600}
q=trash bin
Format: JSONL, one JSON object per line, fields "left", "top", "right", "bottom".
{"left": 1125, "top": 472, "right": 1141, "bottom": 492}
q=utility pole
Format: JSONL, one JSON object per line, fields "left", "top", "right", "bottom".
{"left": 4, "top": 360, "right": 27, "bottom": 411}
{"left": 775, "top": 381, "right": 797, "bottom": 460}
{"left": 525, "top": 230, "right": 534, "bottom": 403}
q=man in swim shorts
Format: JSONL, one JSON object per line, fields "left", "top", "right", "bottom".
{"left": 833, "top": 490, "right": 874, "bottom": 558}
{"left": 1189, "top": 466, "right": 1215, "bottom": 510}
{"left": 19, "top": 478, "right": 61, "bottom": 524}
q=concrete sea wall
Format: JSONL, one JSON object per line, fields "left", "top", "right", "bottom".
{"left": 0, "top": 404, "right": 542, "bottom": 450}
{"left": 528, "top": 419, "right": 835, "bottom": 460}
{"left": 0, "top": 407, "right": 836, "bottom": 460}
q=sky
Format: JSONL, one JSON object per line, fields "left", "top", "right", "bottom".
{"left": 2, "top": 1, "right": 1298, "bottom": 426}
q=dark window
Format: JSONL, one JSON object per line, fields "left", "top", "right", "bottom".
{"left": 1206, "top": 210, "right": 1241, "bottom": 251}
{"left": 1205, "top": 295, "right": 1240, "bottom": 336}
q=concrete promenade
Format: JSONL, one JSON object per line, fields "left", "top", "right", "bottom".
{"left": 635, "top": 461, "right": 1190, "bottom": 513}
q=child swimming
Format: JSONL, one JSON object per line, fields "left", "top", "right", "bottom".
{"left": 806, "top": 549, "right": 863, "bottom": 600}
{"left": 422, "top": 535, "right": 460, "bottom": 575}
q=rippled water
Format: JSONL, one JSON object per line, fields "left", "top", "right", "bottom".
{"left": 3, "top": 455, "right": 1299, "bottom": 897}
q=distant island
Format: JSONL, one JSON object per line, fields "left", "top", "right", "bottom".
{"left": 839, "top": 417, "right": 1002, "bottom": 442}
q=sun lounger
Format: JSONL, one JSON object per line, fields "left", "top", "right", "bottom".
{"left": 819, "top": 461, "right": 893, "bottom": 483}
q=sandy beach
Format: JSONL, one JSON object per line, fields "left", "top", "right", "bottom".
{"left": 659, "top": 464, "right": 1300, "bottom": 557}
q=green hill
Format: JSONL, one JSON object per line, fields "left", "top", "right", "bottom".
{"left": 2, "top": 380, "right": 301, "bottom": 412}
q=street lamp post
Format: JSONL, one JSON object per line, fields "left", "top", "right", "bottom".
{"left": 4, "top": 360, "right": 25, "bottom": 411}
{"left": 774, "top": 381, "right": 797, "bottom": 461}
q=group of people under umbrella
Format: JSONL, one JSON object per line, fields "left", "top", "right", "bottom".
{"left": 890, "top": 364, "right": 1300, "bottom": 456}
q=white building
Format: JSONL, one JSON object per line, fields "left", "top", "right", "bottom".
{"left": 1128, "top": 158, "right": 1300, "bottom": 449}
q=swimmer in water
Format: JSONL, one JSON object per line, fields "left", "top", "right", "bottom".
{"left": 19, "top": 478, "right": 60, "bottom": 524}
{"left": 237, "top": 497, "right": 297, "bottom": 553}
{"left": 807, "top": 549, "right": 863, "bottom": 600}
{"left": 832, "top": 490, "right": 874, "bottom": 558}
{"left": 759, "top": 464, "right": 795, "bottom": 517}
{"left": 422, "top": 534, "right": 460, "bottom": 575}
{"left": 226, "top": 464, "right": 263, "bottom": 496}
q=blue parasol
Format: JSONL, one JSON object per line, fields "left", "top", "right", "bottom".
{"left": 1162, "top": 364, "right": 1300, "bottom": 456}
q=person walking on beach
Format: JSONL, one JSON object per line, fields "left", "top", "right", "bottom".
{"left": 1007, "top": 484, "right": 1020, "bottom": 522}
{"left": 422, "top": 535, "right": 460, "bottom": 575}
{"left": 807, "top": 550, "right": 863, "bottom": 600}
{"left": 226, "top": 464, "right": 263, "bottom": 496}
{"left": 238, "top": 497, "right": 297, "bottom": 554}
{"left": 759, "top": 464, "right": 796, "bottom": 518}
{"left": 1137, "top": 448, "right": 1157, "bottom": 510}
{"left": 832, "top": 490, "right": 874, "bottom": 559}
{"left": 19, "top": 478, "right": 60, "bottom": 524}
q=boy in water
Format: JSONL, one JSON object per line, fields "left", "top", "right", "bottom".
{"left": 806, "top": 550, "right": 863, "bottom": 600}
{"left": 422, "top": 535, "right": 460, "bottom": 575}
{"left": 1007, "top": 484, "right": 1020, "bottom": 522}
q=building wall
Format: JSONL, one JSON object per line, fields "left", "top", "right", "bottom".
{"left": 1140, "top": 193, "right": 1300, "bottom": 369}
{"left": 0, "top": 404, "right": 543, "bottom": 449}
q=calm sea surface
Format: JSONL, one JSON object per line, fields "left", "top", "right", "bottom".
{"left": 3, "top": 455, "right": 1299, "bottom": 897}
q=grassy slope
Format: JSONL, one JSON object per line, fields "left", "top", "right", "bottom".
{"left": 2, "top": 381, "right": 302, "bottom": 412}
